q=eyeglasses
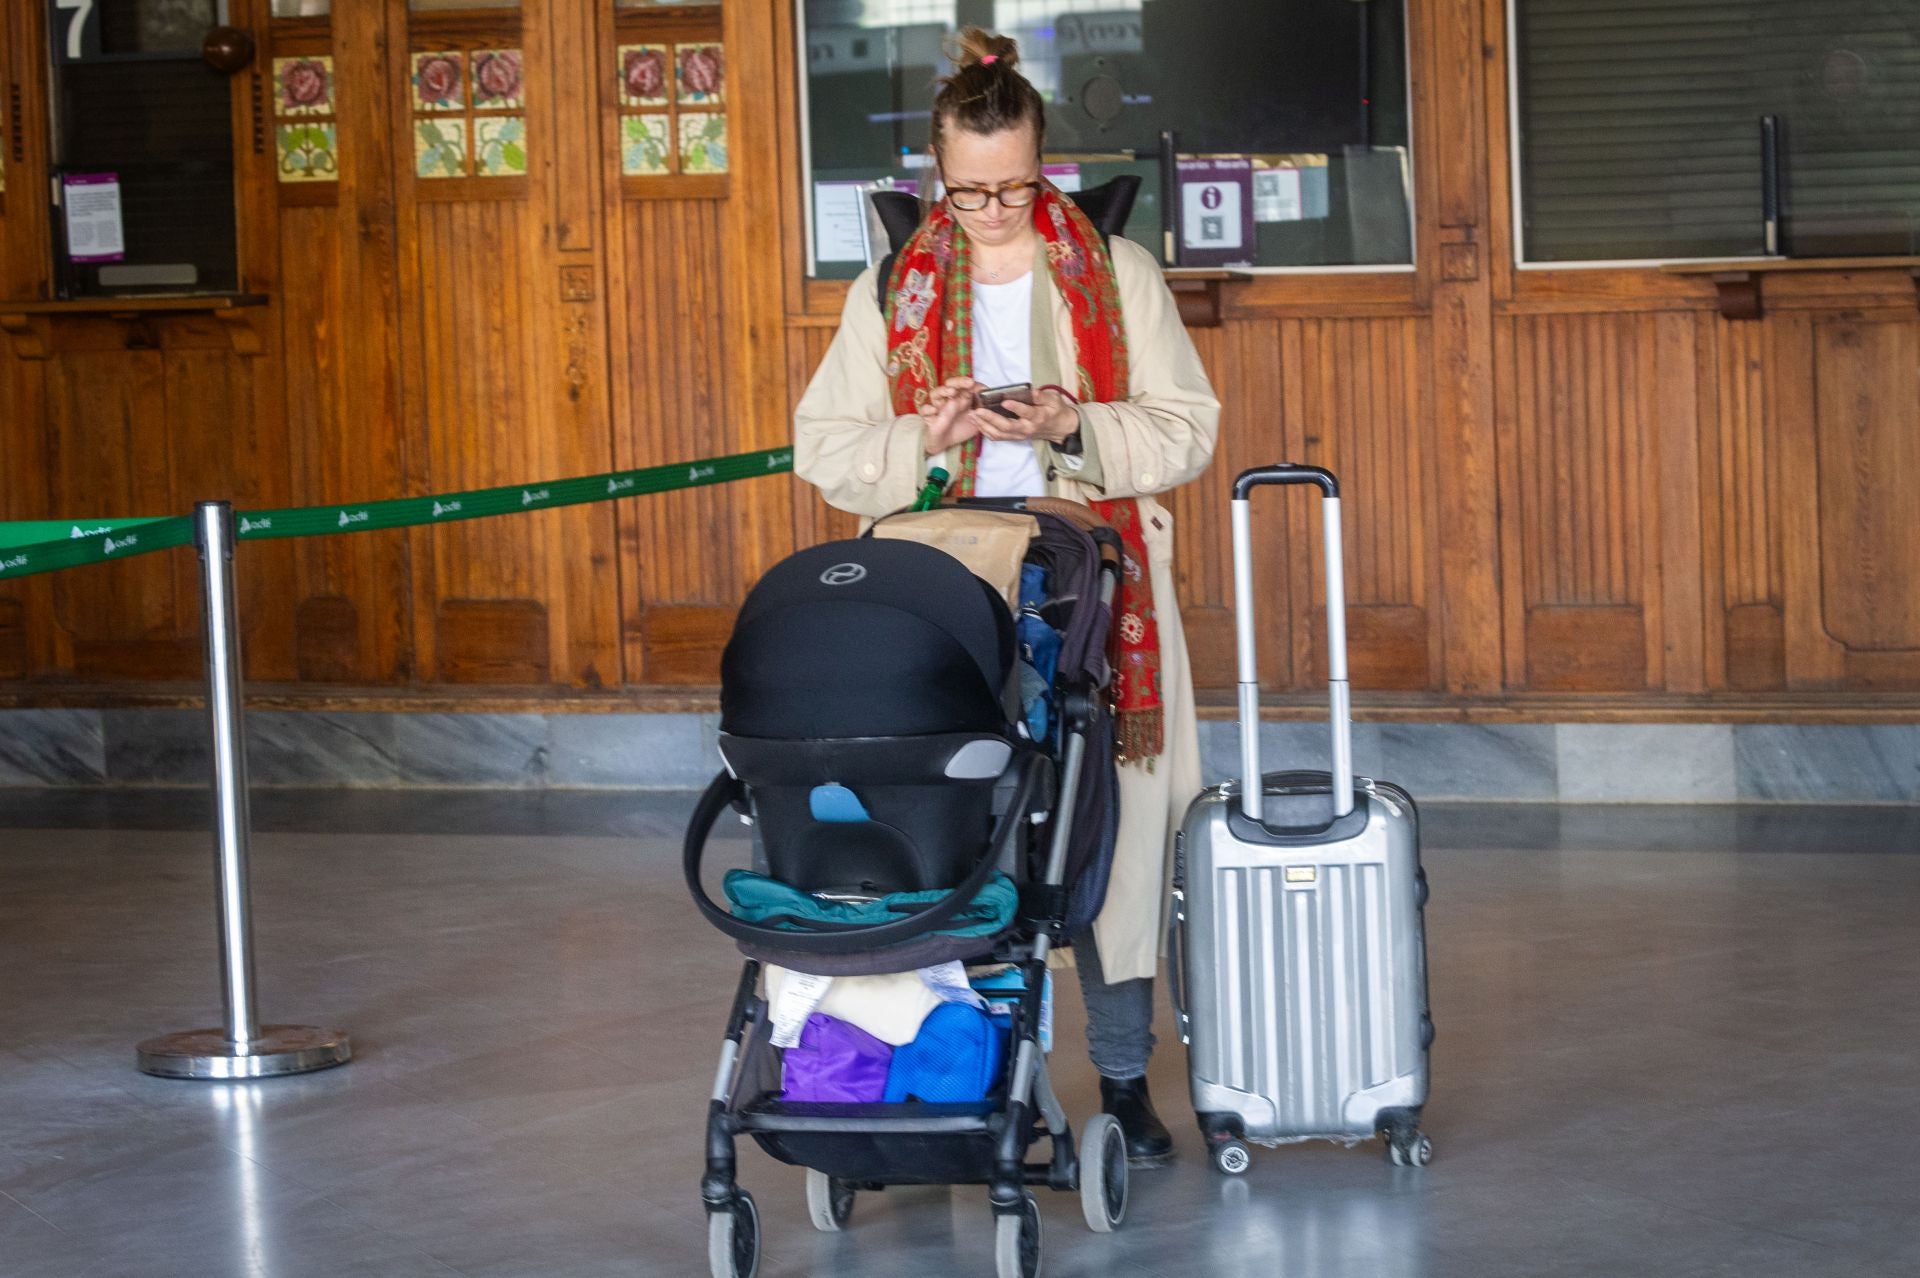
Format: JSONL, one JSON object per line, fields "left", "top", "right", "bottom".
{"left": 945, "top": 179, "right": 1041, "bottom": 212}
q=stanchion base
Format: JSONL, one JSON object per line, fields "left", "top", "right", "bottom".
{"left": 136, "top": 1025, "right": 352, "bottom": 1080}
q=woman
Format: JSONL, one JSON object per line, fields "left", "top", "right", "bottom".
{"left": 795, "top": 28, "right": 1219, "bottom": 1164}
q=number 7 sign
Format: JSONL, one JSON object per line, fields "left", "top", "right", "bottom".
{"left": 53, "top": 0, "right": 99, "bottom": 63}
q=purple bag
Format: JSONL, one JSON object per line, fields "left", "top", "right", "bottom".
{"left": 780, "top": 1014, "right": 894, "bottom": 1103}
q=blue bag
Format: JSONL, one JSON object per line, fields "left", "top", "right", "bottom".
{"left": 1016, "top": 565, "right": 1061, "bottom": 743}
{"left": 882, "top": 1001, "right": 1011, "bottom": 1103}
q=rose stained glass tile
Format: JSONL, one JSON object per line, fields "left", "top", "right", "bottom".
{"left": 618, "top": 45, "right": 670, "bottom": 108}
{"left": 274, "top": 56, "right": 334, "bottom": 117}
{"left": 412, "top": 51, "right": 466, "bottom": 113}
{"left": 471, "top": 49, "right": 525, "bottom": 111}
{"left": 676, "top": 43, "right": 724, "bottom": 106}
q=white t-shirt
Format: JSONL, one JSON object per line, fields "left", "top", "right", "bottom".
{"left": 969, "top": 274, "right": 1047, "bottom": 498}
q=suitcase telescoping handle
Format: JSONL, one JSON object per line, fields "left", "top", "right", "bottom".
{"left": 1230, "top": 464, "right": 1353, "bottom": 821}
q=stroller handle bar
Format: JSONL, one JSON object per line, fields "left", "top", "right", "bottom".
{"left": 683, "top": 750, "right": 1047, "bottom": 956}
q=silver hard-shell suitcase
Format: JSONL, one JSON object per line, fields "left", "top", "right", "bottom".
{"left": 1170, "top": 464, "right": 1434, "bottom": 1175}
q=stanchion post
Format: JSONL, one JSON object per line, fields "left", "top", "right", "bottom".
{"left": 136, "top": 502, "right": 351, "bottom": 1080}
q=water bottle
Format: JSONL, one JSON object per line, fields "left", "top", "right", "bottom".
{"left": 911, "top": 466, "right": 950, "bottom": 512}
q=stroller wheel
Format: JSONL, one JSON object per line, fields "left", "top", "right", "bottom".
{"left": 805, "top": 1169, "right": 856, "bottom": 1232}
{"left": 1079, "top": 1113, "right": 1129, "bottom": 1232}
{"left": 993, "top": 1193, "right": 1041, "bottom": 1278}
{"left": 707, "top": 1191, "right": 760, "bottom": 1278}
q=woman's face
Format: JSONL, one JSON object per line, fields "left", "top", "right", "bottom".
{"left": 938, "top": 122, "right": 1041, "bottom": 249}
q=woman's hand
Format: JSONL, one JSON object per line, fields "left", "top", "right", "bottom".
{"left": 976, "top": 388, "right": 1081, "bottom": 445}
{"left": 922, "top": 377, "right": 985, "bottom": 455}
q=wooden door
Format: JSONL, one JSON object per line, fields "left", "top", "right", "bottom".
{"left": 387, "top": 0, "right": 620, "bottom": 686}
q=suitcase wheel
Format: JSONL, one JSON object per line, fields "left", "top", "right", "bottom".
{"left": 1385, "top": 1130, "right": 1433, "bottom": 1168}
{"left": 1210, "top": 1139, "right": 1252, "bottom": 1176}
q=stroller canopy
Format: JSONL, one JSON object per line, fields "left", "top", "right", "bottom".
{"left": 721, "top": 539, "right": 1014, "bottom": 739}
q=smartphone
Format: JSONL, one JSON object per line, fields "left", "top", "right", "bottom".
{"left": 977, "top": 382, "right": 1034, "bottom": 418}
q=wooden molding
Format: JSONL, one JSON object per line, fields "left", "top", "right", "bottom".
{"left": 1168, "top": 276, "right": 1225, "bottom": 327}
{"left": 1709, "top": 271, "right": 1763, "bottom": 320}
{"left": 1664, "top": 257, "right": 1920, "bottom": 320}
{"left": 212, "top": 308, "right": 265, "bottom": 356}
{"left": 0, "top": 313, "right": 49, "bottom": 359}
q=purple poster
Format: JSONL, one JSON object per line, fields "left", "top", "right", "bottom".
{"left": 63, "top": 173, "right": 126, "bottom": 264}
{"left": 1175, "top": 158, "right": 1255, "bottom": 267}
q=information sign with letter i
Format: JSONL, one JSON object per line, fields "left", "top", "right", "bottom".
{"left": 1175, "top": 158, "right": 1255, "bottom": 267}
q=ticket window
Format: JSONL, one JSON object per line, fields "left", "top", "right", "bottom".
{"left": 799, "top": 0, "right": 1414, "bottom": 278}
{"left": 47, "top": 0, "right": 240, "bottom": 297}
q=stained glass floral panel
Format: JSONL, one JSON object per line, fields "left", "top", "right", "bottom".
{"left": 622, "top": 114, "right": 672, "bottom": 176}
{"left": 277, "top": 123, "right": 339, "bottom": 182}
{"left": 415, "top": 118, "right": 468, "bottom": 177}
{"left": 474, "top": 117, "right": 528, "bottom": 177}
{"left": 678, "top": 112, "right": 727, "bottom": 174}
{"left": 676, "top": 43, "right": 724, "bottom": 106}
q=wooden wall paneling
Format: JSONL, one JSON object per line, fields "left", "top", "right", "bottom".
{"left": 1166, "top": 320, "right": 1279, "bottom": 692}
{"left": 1504, "top": 312, "right": 1655, "bottom": 691}
{"left": 1276, "top": 317, "right": 1433, "bottom": 692}
{"left": 1705, "top": 316, "right": 1787, "bottom": 690}
{"left": 713, "top": 0, "right": 797, "bottom": 656}
{"left": 1808, "top": 313, "right": 1920, "bottom": 686}
{"left": 1, "top": 0, "right": 50, "bottom": 302}
{"left": 1770, "top": 312, "right": 1847, "bottom": 688}
{"left": 1421, "top": 0, "right": 1487, "bottom": 235}
{"left": 1657, "top": 316, "right": 1715, "bottom": 690}
{"left": 220, "top": 3, "right": 300, "bottom": 684}
{"left": 784, "top": 324, "right": 859, "bottom": 551}
{"left": 165, "top": 333, "right": 299, "bottom": 682}
{"left": 1479, "top": 0, "right": 1517, "bottom": 303}
{"left": 0, "top": 0, "right": 55, "bottom": 677}
{"left": 273, "top": 3, "right": 413, "bottom": 683}
{"left": 392, "top": 1, "right": 620, "bottom": 688}
{"left": 43, "top": 342, "right": 193, "bottom": 678}
{"left": 1413, "top": 0, "right": 1503, "bottom": 695}
{"left": 602, "top": 0, "right": 791, "bottom": 686}
{"left": 613, "top": 197, "right": 736, "bottom": 683}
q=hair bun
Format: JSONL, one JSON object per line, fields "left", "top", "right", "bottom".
{"left": 951, "top": 26, "right": 1019, "bottom": 72}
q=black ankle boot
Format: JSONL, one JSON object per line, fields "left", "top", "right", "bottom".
{"left": 1100, "top": 1074, "right": 1174, "bottom": 1164}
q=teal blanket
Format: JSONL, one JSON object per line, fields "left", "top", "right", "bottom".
{"left": 722, "top": 869, "right": 1017, "bottom": 939}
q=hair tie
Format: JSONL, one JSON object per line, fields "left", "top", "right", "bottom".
{"left": 980, "top": 54, "right": 998, "bottom": 65}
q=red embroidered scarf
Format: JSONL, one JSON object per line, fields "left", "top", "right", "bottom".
{"left": 883, "top": 187, "right": 1163, "bottom": 760}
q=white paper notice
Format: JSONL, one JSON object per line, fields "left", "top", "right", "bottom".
{"left": 813, "top": 181, "right": 870, "bottom": 264}
{"left": 64, "top": 174, "right": 126, "bottom": 264}
{"left": 1255, "top": 168, "right": 1304, "bottom": 223}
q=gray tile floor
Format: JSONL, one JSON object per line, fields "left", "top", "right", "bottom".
{"left": 4, "top": 791, "right": 1918, "bottom": 1278}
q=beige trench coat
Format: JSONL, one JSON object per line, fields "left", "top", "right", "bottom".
{"left": 793, "top": 234, "right": 1221, "bottom": 982}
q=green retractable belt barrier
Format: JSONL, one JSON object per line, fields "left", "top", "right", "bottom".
{"left": 0, "top": 446, "right": 795, "bottom": 583}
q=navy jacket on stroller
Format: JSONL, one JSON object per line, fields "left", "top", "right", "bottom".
{"left": 683, "top": 501, "right": 1129, "bottom": 1278}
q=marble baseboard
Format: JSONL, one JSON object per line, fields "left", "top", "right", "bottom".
{"left": 0, "top": 710, "right": 1913, "bottom": 803}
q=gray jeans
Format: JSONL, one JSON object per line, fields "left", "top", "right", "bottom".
{"left": 1073, "top": 931, "right": 1156, "bottom": 1080}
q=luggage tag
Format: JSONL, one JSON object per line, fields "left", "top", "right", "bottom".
{"left": 769, "top": 970, "right": 834, "bottom": 1048}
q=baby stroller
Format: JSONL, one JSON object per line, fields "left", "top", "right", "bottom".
{"left": 683, "top": 498, "right": 1128, "bottom": 1278}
